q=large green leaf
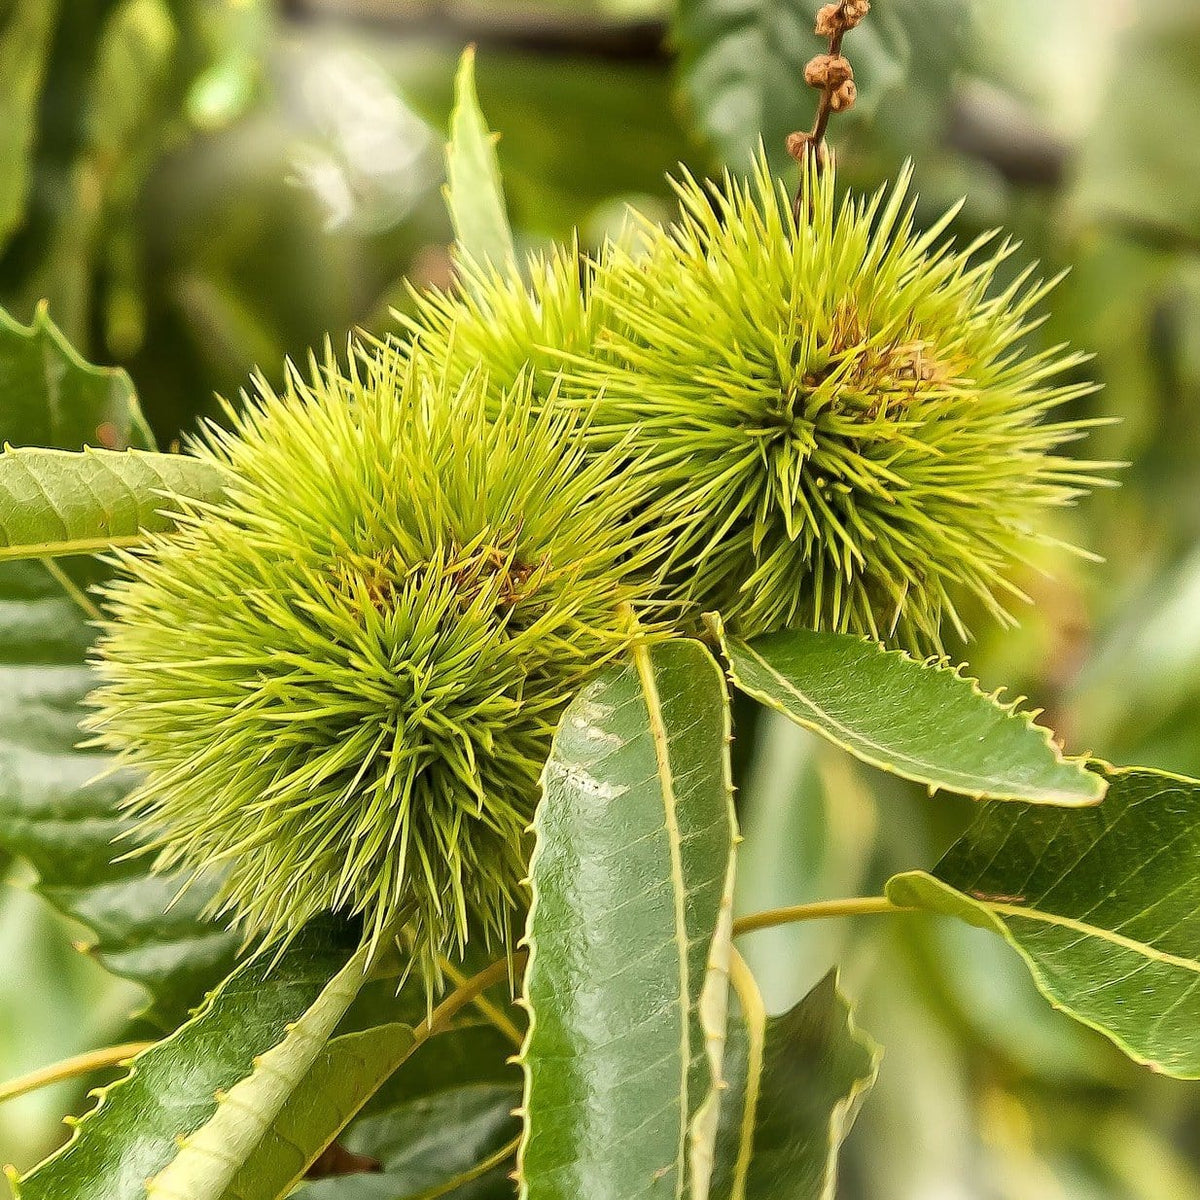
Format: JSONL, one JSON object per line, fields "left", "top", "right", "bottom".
{"left": 221, "top": 960, "right": 519, "bottom": 1200}
{"left": 0, "top": 303, "right": 153, "bottom": 452}
{"left": 140, "top": 942, "right": 375, "bottom": 1200}
{"left": 0, "top": 1, "right": 58, "bottom": 251}
{"left": 887, "top": 766, "right": 1200, "bottom": 1078}
{"left": 519, "top": 637, "right": 737, "bottom": 1200}
{"left": 715, "top": 621, "right": 1104, "bottom": 806}
{"left": 0, "top": 447, "right": 227, "bottom": 560}
{"left": 12, "top": 927, "right": 361, "bottom": 1200}
{"left": 445, "top": 47, "right": 515, "bottom": 276}
{"left": 711, "top": 969, "right": 880, "bottom": 1200}
{"left": 220, "top": 1023, "right": 415, "bottom": 1200}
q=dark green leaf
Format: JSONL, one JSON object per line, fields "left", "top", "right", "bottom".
{"left": 0, "top": 573, "right": 239, "bottom": 1026}
{"left": 712, "top": 968, "right": 880, "bottom": 1199}
{"left": 520, "top": 638, "right": 737, "bottom": 1199}
{"left": 887, "top": 767, "right": 1200, "bottom": 1077}
{"left": 302, "top": 1025, "right": 521, "bottom": 1200}
{"left": 716, "top": 620, "right": 1104, "bottom": 806}
{"left": 13, "top": 928, "right": 361, "bottom": 1200}
{"left": 221, "top": 1023, "right": 416, "bottom": 1199}
{"left": 0, "top": 303, "right": 153, "bottom": 452}
{"left": 0, "top": 305, "right": 237, "bottom": 1027}
{"left": 222, "top": 957, "right": 519, "bottom": 1199}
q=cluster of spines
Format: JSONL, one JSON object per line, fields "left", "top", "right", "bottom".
{"left": 388, "top": 157, "right": 1108, "bottom": 652}
{"left": 89, "top": 349, "right": 662, "bottom": 982}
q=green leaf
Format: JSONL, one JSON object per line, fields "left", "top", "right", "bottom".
{"left": 0, "top": 1, "right": 59, "bottom": 251}
{"left": 519, "top": 637, "right": 738, "bottom": 1200}
{"left": 301, "top": 1025, "right": 521, "bottom": 1200}
{"left": 12, "top": 927, "right": 361, "bottom": 1200}
{"left": 220, "top": 1023, "right": 416, "bottom": 1199}
{"left": 222, "top": 962, "right": 520, "bottom": 1199}
{"left": 445, "top": 47, "right": 516, "bottom": 275}
{"left": 0, "top": 303, "right": 153, "bottom": 452}
{"left": 712, "top": 968, "right": 880, "bottom": 1200}
{"left": 143, "top": 944, "right": 374, "bottom": 1200}
{"left": 887, "top": 766, "right": 1200, "bottom": 1078}
{"left": 0, "top": 447, "right": 227, "bottom": 560}
{"left": 0, "top": 305, "right": 237, "bottom": 1028}
{"left": 714, "top": 619, "right": 1105, "bottom": 806}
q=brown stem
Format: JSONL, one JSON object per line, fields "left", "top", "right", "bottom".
{"left": 808, "top": 29, "right": 847, "bottom": 152}
{"left": 792, "top": 2, "right": 870, "bottom": 219}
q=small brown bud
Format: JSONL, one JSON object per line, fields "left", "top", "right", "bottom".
{"left": 814, "top": 3, "right": 843, "bottom": 37}
{"left": 786, "top": 131, "right": 814, "bottom": 161}
{"left": 841, "top": 0, "right": 871, "bottom": 27}
{"left": 815, "top": 0, "right": 870, "bottom": 36}
{"left": 804, "top": 53, "right": 853, "bottom": 90}
{"left": 829, "top": 79, "right": 858, "bottom": 113}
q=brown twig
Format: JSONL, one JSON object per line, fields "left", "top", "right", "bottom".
{"left": 788, "top": 1, "right": 871, "bottom": 216}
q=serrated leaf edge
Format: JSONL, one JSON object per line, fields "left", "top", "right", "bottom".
{"left": 144, "top": 943, "right": 372, "bottom": 1199}
{"left": 0, "top": 301, "right": 154, "bottom": 451}
{"left": 514, "top": 639, "right": 737, "bottom": 1199}
{"left": 709, "top": 612, "right": 1105, "bottom": 806}
{"left": 9, "top": 949, "right": 248, "bottom": 1197}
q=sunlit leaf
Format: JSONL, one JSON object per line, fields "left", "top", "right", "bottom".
{"left": 445, "top": 47, "right": 515, "bottom": 276}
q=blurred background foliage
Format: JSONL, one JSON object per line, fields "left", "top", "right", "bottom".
{"left": 3, "top": 0, "right": 1200, "bottom": 1195}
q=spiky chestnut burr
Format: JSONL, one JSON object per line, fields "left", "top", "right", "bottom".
{"left": 395, "top": 161, "right": 1103, "bottom": 649}
{"left": 566, "top": 159, "right": 1106, "bottom": 648}
{"left": 88, "top": 351, "right": 660, "bottom": 985}
{"left": 394, "top": 244, "right": 600, "bottom": 407}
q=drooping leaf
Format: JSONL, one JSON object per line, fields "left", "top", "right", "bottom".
{"left": 221, "top": 956, "right": 520, "bottom": 1200}
{"left": 0, "top": 447, "right": 228, "bottom": 560}
{"left": 0, "top": 306, "right": 238, "bottom": 1027}
{"left": 0, "top": 0, "right": 59, "bottom": 251}
{"left": 445, "top": 47, "right": 516, "bottom": 276}
{"left": 0, "top": 303, "right": 153, "bottom": 452}
{"left": 219, "top": 1023, "right": 416, "bottom": 1200}
{"left": 715, "top": 620, "right": 1104, "bottom": 806}
{"left": 519, "top": 637, "right": 738, "bottom": 1200}
{"left": 12, "top": 927, "right": 360, "bottom": 1200}
{"left": 887, "top": 766, "right": 1200, "bottom": 1077}
{"left": 712, "top": 968, "right": 881, "bottom": 1200}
